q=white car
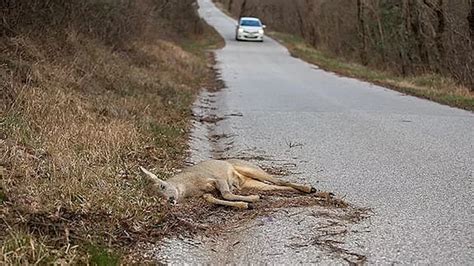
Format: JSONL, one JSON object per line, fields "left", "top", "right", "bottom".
{"left": 235, "top": 17, "right": 266, "bottom": 42}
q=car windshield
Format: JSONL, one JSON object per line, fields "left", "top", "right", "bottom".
{"left": 240, "top": 19, "right": 261, "bottom": 27}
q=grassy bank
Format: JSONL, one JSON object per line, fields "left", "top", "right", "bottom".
{"left": 269, "top": 31, "right": 474, "bottom": 111}
{"left": 0, "top": 1, "right": 223, "bottom": 263}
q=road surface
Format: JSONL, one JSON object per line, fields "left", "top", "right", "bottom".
{"left": 150, "top": 0, "right": 474, "bottom": 264}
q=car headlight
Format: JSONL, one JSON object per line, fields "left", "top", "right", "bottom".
{"left": 258, "top": 29, "right": 264, "bottom": 35}
{"left": 238, "top": 28, "right": 244, "bottom": 33}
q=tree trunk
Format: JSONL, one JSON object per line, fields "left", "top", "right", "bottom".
{"left": 423, "top": 0, "right": 446, "bottom": 64}
{"left": 469, "top": 0, "right": 474, "bottom": 41}
{"left": 305, "top": 0, "right": 319, "bottom": 47}
{"left": 239, "top": 0, "right": 247, "bottom": 18}
{"left": 435, "top": 0, "right": 446, "bottom": 64}
{"left": 399, "top": 0, "right": 410, "bottom": 75}
{"left": 373, "top": 0, "right": 386, "bottom": 62}
{"left": 357, "top": 0, "right": 368, "bottom": 65}
{"left": 295, "top": 2, "right": 306, "bottom": 38}
{"left": 410, "top": 0, "right": 430, "bottom": 66}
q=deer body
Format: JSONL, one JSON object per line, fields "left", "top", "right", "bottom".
{"left": 140, "top": 159, "right": 316, "bottom": 209}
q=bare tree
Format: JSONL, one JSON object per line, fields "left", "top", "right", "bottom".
{"left": 215, "top": 0, "right": 473, "bottom": 88}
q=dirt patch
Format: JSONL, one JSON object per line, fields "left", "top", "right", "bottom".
{"left": 209, "top": 133, "right": 237, "bottom": 142}
{"left": 194, "top": 114, "right": 226, "bottom": 124}
{"left": 132, "top": 188, "right": 369, "bottom": 263}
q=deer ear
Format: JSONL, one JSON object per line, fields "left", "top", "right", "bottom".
{"left": 139, "top": 166, "right": 167, "bottom": 187}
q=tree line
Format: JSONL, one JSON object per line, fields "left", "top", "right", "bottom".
{"left": 216, "top": 0, "right": 473, "bottom": 89}
{"left": 1, "top": 0, "right": 203, "bottom": 48}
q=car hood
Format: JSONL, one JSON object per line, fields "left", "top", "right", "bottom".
{"left": 239, "top": 26, "right": 263, "bottom": 32}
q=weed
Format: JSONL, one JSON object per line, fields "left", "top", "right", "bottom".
{"left": 0, "top": 189, "right": 6, "bottom": 204}
{"left": 88, "top": 245, "right": 120, "bottom": 266}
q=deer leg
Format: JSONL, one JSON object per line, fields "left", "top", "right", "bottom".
{"left": 242, "top": 178, "right": 298, "bottom": 191}
{"left": 234, "top": 165, "right": 315, "bottom": 193}
{"left": 215, "top": 180, "right": 260, "bottom": 203}
{"left": 202, "top": 193, "right": 253, "bottom": 209}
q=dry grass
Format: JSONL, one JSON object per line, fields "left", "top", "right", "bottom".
{"left": 0, "top": 1, "right": 224, "bottom": 263}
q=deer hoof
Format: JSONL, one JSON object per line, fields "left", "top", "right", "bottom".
{"left": 249, "top": 195, "right": 260, "bottom": 202}
{"left": 310, "top": 187, "right": 317, "bottom": 193}
{"left": 247, "top": 203, "right": 255, "bottom": 210}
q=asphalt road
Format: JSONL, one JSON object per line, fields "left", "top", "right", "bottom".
{"left": 154, "top": 0, "right": 474, "bottom": 264}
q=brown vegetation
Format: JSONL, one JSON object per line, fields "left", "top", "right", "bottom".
{"left": 1, "top": 0, "right": 223, "bottom": 263}
{"left": 216, "top": 0, "right": 473, "bottom": 97}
